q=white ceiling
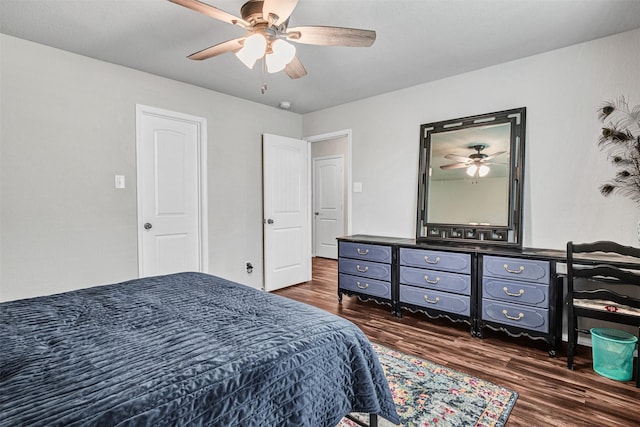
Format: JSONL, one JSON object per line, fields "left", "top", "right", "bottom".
{"left": 2, "top": 0, "right": 640, "bottom": 114}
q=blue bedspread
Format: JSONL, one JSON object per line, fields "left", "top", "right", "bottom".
{"left": 0, "top": 272, "right": 399, "bottom": 426}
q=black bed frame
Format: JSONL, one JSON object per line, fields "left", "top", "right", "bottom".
{"left": 344, "top": 413, "right": 378, "bottom": 426}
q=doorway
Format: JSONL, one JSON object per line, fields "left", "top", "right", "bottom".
{"left": 306, "top": 130, "right": 352, "bottom": 260}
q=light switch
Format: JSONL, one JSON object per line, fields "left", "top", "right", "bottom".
{"left": 353, "top": 182, "right": 363, "bottom": 193}
{"left": 115, "top": 175, "right": 126, "bottom": 189}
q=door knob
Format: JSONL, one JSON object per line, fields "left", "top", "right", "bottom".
{"left": 266, "top": 219, "right": 274, "bottom": 224}
{"left": 314, "top": 212, "right": 319, "bottom": 216}
{"left": 144, "top": 223, "right": 152, "bottom": 230}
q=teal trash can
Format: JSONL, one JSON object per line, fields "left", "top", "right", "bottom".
{"left": 590, "top": 328, "right": 638, "bottom": 381}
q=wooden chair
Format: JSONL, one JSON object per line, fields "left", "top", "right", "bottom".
{"left": 566, "top": 241, "right": 640, "bottom": 387}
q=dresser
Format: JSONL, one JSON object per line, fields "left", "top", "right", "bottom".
{"left": 479, "top": 255, "right": 561, "bottom": 355}
{"left": 337, "top": 235, "right": 564, "bottom": 355}
{"left": 398, "top": 247, "right": 473, "bottom": 328}
{"left": 337, "top": 239, "right": 396, "bottom": 310}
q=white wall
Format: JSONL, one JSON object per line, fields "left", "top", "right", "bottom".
{"left": 0, "top": 34, "right": 301, "bottom": 301}
{"left": 302, "top": 29, "right": 640, "bottom": 249}
{"left": 2, "top": 28, "right": 639, "bottom": 302}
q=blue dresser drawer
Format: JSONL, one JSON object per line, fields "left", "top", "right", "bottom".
{"left": 400, "top": 266, "right": 471, "bottom": 295}
{"left": 339, "top": 274, "right": 391, "bottom": 299}
{"left": 339, "top": 242, "right": 391, "bottom": 263}
{"left": 482, "top": 300, "right": 549, "bottom": 333}
{"left": 399, "top": 285, "right": 470, "bottom": 316}
{"left": 483, "top": 256, "right": 550, "bottom": 283}
{"left": 338, "top": 258, "right": 391, "bottom": 281}
{"left": 483, "top": 277, "right": 549, "bottom": 308}
{"left": 400, "top": 248, "right": 471, "bottom": 274}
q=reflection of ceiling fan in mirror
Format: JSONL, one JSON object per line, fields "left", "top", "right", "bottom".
{"left": 170, "top": 0, "right": 376, "bottom": 81}
{"left": 440, "top": 144, "right": 506, "bottom": 177}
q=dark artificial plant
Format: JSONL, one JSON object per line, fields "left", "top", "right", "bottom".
{"left": 597, "top": 96, "right": 640, "bottom": 206}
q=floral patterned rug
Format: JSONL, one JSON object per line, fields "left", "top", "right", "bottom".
{"left": 339, "top": 343, "right": 518, "bottom": 427}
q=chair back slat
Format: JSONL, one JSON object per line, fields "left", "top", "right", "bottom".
{"left": 573, "top": 289, "right": 640, "bottom": 309}
{"left": 572, "top": 264, "right": 640, "bottom": 285}
{"left": 571, "top": 241, "right": 640, "bottom": 258}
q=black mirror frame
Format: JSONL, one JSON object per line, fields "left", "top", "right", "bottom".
{"left": 416, "top": 107, "right": 526, "bottom": 247}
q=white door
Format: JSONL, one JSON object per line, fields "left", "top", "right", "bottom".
{"left": 263, "top": 133, "right": 311, "bottom": 291}
{"left": 313, "top": 156, "right": 344, "bottom": 259}
{"left": 136, "top": 105, "right": 208, "bottom": 277}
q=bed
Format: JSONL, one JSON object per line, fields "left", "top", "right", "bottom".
{"left": 0, "top": 272, "right": 399, "bottom": 426}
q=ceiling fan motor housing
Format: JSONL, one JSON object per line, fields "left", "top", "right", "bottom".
{"left": 241, "top": 1, "right": 267, "bottom": 25}
{"left": 469, "top": 144, "right": 488, "bottom": 160}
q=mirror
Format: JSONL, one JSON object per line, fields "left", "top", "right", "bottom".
{"left": 416, "top": 107, "right": 526, "bottom": 246}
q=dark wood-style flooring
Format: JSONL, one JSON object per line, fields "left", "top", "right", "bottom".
{"left": 274, "top": 258, "right": 640, "bottom": 427}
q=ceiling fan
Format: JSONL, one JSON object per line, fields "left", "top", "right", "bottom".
{"left": 169, "top": 0, "right": 377, "bottom": 80}
{"left": 440, "top": 144, "right": 506, "bottom": 177}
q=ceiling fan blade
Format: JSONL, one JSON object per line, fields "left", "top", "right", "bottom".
{"left": 187, "top": 37, "right": 245, "bottom": 60}
{"left": 170, "top": 0, "right": 247, "bottom": 26}
{"left": 440, "top": 163, "right": 470, "bottom": 170}
{"left": 286, "top": 26, "right": 376, "bottom": 47}
{"left": 483, "top": 151, "right": 507, "bottom": 161}
{"left": 444, "top": 154, "right": 472, "bottom": 162}
{"left": 284, "top": 55, "right": 307, "bottom": 79}
{"left": 263, "top": 0, "right": 298, "bottom": 26}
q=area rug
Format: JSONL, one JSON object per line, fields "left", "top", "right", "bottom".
{"left": 339, "top": 343, "right": 518, "bottom": 427}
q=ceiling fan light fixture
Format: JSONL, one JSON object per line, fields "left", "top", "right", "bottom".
{"left": 235, "top": 33, "right": 267, "bottom": 69}
{"left": 467, "top": 164, "right": 490, "bottom": 177}
{"left": 466, "top": 164, "right": 477, "bottom": 177}
{"left": 266, "top": 39, "right": 296, "bottom": 73}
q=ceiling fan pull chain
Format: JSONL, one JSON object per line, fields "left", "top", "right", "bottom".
{"left": 261, "top": 58, "right": 268, "bottom": 94}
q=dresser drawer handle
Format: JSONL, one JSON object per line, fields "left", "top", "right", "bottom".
{"left": 503, "top": 264, "right": 525, "bottom": 274}
{"left": 355, "top": 265, "right": 369, "bottom": 273}
{"left": 424, "top": 275, "right": 441, "bottom": 285}
{"left": 423, "top": 295, "right": 440, "bottom": 304}
{"left": 356, "top": 248, "right": 370, "bottom": 255}
{"left": 502, "top": 309, "right": 524, "bottom": 321}
{"left": 424, "top": 256, "right": 441, "bottom": 264}
{"left": 356, "top": 281, "right": 369, "bottom": 290}
{"left": 503, "top": 287, "right": 525, "bottom": 297}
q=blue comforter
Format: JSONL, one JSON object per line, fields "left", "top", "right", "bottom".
{"left": 0, "top": 272, "right": 399, "bottom": 426}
